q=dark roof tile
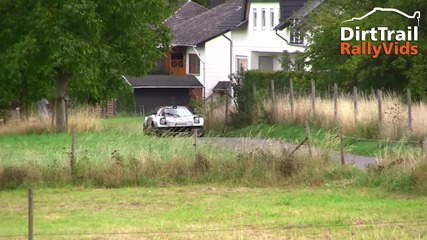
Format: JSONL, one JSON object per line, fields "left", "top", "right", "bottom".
{"left": 166, "top": 1, "right": 208, "bottom": 30}
{"left": 172, "top": 0, "right": 243, "bottom": 46}
{"left": 125, "top": 75, "right": 203, "bottom": 88}
{"left": 275, "top": 0, "right": 324, "bottom": 30}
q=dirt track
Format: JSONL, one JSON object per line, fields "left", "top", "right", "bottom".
{"left": 201, "top": 137, "right": 376, "bottom": 171}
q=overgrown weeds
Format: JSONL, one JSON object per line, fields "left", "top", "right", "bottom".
{"left": 0, "top": 106, "right": 102, "bottom": 135}
{"left": 362, "top": 142, "right": 427, "bottom": 192}
{"left": 0, "top": 141, "right": 353, "bottom": 189}
{"left": 265, "top": 93, "right": 427, "bottom": 141}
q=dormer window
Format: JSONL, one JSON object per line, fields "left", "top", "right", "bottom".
{"left": 290, "top": 19, "right": 303, "bottom": 44}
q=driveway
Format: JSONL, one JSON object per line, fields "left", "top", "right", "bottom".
{"left": 201, "top": 137, "right": 376, "bottom": 171}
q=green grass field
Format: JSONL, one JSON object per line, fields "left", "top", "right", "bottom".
{"left": 1, "top": 116, "right": 427, "bottom": 239}
{"left": 1, "top": 185, "right": 427, "bottom": 239}
{"left": 215, "top": 122, "right": 420, "bottom": 157}
{"left": 0, "top": 116, "right": 225, "bottom": 165}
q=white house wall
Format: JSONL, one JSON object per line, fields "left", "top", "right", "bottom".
{"left": 186, "top": 34, "right": 231, "bottom": 98}
{"left": 204, "top": 33, "right": 231, "bottom": 97}
{"left": 231, "top": 1, "right": 306, "bottom": 73}
{"left": 185, "top": 1, "right": 308, "bottom": 99}
{"left": 186, "top": 45, "right": 205, "bottom": 92}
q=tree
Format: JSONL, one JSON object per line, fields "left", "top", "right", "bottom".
{"left": 305, "top": 0, "right": 427, "bottom": 98}
{"left": 0, "top": 0, "right": 174, "bottom": 130}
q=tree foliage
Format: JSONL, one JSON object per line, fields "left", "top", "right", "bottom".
{"left": 305, "top": 0, "right": 427, "bottom": 99}
{"left": 0, "top": 0, "right": 174, "bottom": 129}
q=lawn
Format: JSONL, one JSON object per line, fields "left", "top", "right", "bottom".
{"left": 1, "top": 116, "right": 427, "bottom": 239}
{"left": 0, "top": 185, "right": 426, "bottom": 239}
{"left": 0, "top": 116, "right": 222, "bottom": 165}
{"left": 215, "top": 122, "right": 421, "bottom": 157}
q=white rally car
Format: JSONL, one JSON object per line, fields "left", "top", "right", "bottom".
{"left": 144, "top": 106, "right": 204, "bottom": 136}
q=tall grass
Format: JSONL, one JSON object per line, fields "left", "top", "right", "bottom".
{"left": 0, "top": 127, "right": 354, "bottom": 189}
{"left": 0, "top": 106, "right": 102, "bottom": 135}
{"left": 266, "top": 93, "right": 427, "bottom": 140}
{"left": 67, "top": 106, "right": 102, "bottom": 133}
{"left": 0, "top": 148, "right": 344, "bottom": 189}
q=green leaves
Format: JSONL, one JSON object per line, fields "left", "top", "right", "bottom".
{"left": 306, "top": 0, "right": 427, "bottom": 99}
{"left": 0, "top": 0, "right": 175, "bottom": 106}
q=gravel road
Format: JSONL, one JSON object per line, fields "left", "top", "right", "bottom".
{"left": 201, "top": 137, "right": 376, "bottom": 171}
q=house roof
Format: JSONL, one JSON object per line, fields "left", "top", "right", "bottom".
{"left": 218, "top": 1, "right": 247, "bottom": 30}
{"left": 274, "top": 0, "right": 324, "bottom": 30}
{"left": 124, "top": 75, "right": 203, "bottom": 89}
{"left": 212, "top": 81, "right": 231, "bottom": 91}
{"left": 165, "top": 1, "right": 208, "bottom": 31}
{"left": 172, "top": 0, "right": 243, "bottom": 46}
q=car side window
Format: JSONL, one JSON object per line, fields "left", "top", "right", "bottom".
{"left": 158, "top": 110, "right": 165, "bottom": 117}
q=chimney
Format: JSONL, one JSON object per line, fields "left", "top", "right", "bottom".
{"left": 210, "top": 0, "right": 224, "bottom": 8}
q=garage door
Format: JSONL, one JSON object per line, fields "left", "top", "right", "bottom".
{"left": 134, "top": 88, "right": 190, "bottom": 115}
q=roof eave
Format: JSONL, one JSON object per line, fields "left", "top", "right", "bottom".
{"left": 132, "top": 86, "right": 204, "bottom": 89}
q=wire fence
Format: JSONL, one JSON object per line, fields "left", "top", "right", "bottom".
{"left": 1, "top": 210, "right": 427, "bottom": 239}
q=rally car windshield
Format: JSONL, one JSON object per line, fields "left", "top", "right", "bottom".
{"left": 162, "top": 108, "right": 193, "bottom": 117}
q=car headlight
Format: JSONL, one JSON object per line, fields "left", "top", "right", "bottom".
{"left": 160, "top": 118, "right": 167, "bottom": 125}
{"left": 194, "top": 117, "right": 200, "bottom": 124}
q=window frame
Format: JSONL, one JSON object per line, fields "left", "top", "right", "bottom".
{"left": 290, "top": 18, "right": 304, "bottom": 44}
{"left": 252, "top": 8, "right": 258, "bottom": 30}
{"left": 188, "top": 53, "right": 200, "bottom": 75}
{"left": 236, "top": 56, "right": 248, "bottom": 73}
{"left": 261, "top": 8, "right": 266, "bottom": 30}
{"left": 270, "top": 8, "right": 275, "bottom": 30}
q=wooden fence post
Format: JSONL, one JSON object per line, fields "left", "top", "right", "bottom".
{"left": 271, "top": 80, "right": 276, "bottom": 121}
{"left": 377, "top": 89, "right": 383, "bottom": 129}
{"left": 271, "top": 80, "right": 276, "bottom": 104}
{"left": 225, "top": 93, "right": 229, "bottom": 124}
{"left": 353, "top": 86, "right": 358, "bottom": 123}
{"left": 333, "top": 83, "right": 338, "bottom": 121}
{"left": 193, "top": 129, "right": 198, "bottom": 161}
{"left": 210, "top": 97, "right": 214, "bottom": 127}
{"left": 339, "top": 128, "right": 345, "bottom": 165}
{"left": 304, "top": 121, "right": 313, "bottom": 157}
{"left": 311, "top": 79, "right": 316, "bottom": 116}
{"left": 28, "top": 188, "right": 33, "bottom": 240}
{"left": 70, "top": 126, "right": 75, "bottom": 179}
{"left": 407, "top": 88, "right": 412, "bottom": 131}
{"left": 16, "top": 107, "right": 21, "bottom": 125}
{"left": 51, "top": 99, "right": 56, "bottom": 128}
{"left": 290, "top": 79, "right": 295, "bottom": 119}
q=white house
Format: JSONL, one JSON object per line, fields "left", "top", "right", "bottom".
{"left": 129, "top": 0, "right": 322, "bottom": 113}
{"left": 169, "top": 0, "right": 321, "bottom": 99}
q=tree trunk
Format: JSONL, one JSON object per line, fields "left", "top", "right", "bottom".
{"left": 55, "top": 72, "right": 69, "bottom": 132}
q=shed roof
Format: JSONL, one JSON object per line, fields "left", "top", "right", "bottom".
{"left": 212, "top": 81, "right": 231, "bottom": 91}
{"left": 124, "top": 75, "right": 203, "bottom": 89}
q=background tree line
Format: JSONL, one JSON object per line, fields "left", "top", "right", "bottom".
{"left": 0, "top": 0, "right": 177, "bottom": 130}
{"left": 305, "top": 0, "right": 427, "bottom": 100}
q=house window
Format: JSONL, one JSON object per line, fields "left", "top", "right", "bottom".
{"left": 253, "top": 8, "right": 257, "bottom": 30}
{"left": 290, "top": 19, "right": 303, "bottom": 44}
{"left": 261, "top": 8, "right": 266, "bottom": 30}
{"left": 189, "top": 54, "right": 200, "bottom": 74}
{"left": 270, "top": 8, "right": 275, "bottom": 29}
{"left": 236, "top": 56, "right": 248, "bottom": 72}
{"left": 258, "top": 56, "right": 274, "bottom": 71}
